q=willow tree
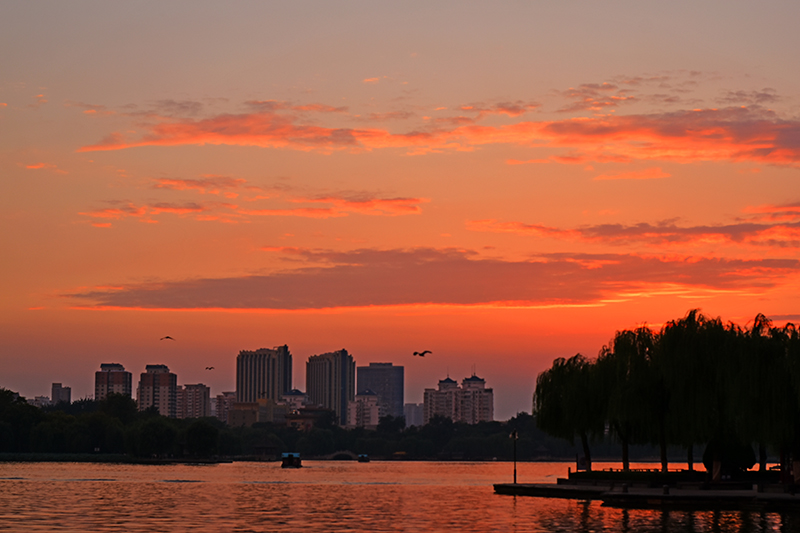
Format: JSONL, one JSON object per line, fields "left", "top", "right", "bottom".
{"left": 533, "top": 354, "right": 604, "bottom": 471}
{"left": 768, "top": 322, "right": 800, "bottom": 479}
{"left": 730, "top": 315, "right": 790, "bottom": 471}
{"left": 656, "top": 310, "right": 730, "bottom": 471}
{"left": 597, "top": 326, "right": 662, "bottom": 472}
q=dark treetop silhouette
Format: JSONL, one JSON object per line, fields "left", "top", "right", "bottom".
{"left": 533, "top": 309, "right": 800, "bottom": 479}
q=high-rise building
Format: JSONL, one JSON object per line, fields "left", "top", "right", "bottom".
{"left": 347, "top": 389, "right": 381, "bottom": 429}
{"left": 458, "top": 375, "right": 494, "bottom": 424}
{"left": 51, "top": 383, "right": 71, "bottom": 405}
{"left": 306, "top": 349, "right": 355, "bottom": 426}
{"left": 403, "top": 403, "right": 424, "bottom": 427}
{"left": 95, "top": 363, "right": 132, "bottom": 401}
{"left": 423, "top": 377, "right": 458, "bottom": 424}
{"left": 177, "top": 383, "right": 211, "bottom": 419}
{"left": 137, "top": 364, "right": 178, "bottom": 418}
{"left": 236, "top": 345, "right": 292, "bottom": 403}
{"left": 357, "top": 362, "right": 404, "bottom": 418}
{"left": 423, "top": 375, "right": 493, "bottom": 425}
{"left": 215, "top": 391, "right": 236, "bottom": 423}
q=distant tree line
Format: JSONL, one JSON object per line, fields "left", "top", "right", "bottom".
{"left": 1, "top": 388, "right": 659, "bottom": 462}
{"left": 533, "top": 310, "right": 800, "bottom": 478}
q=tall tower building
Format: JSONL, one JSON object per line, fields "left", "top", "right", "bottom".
{"left": 306, "top": 349, "right": 355, "bottom": 426}
{"left": 51, "top": 383, "right": 71, "bottom": 405}
{"left": 95, "top": 363, "right": 132, "bottom": 401}
{"left": 357, "top": 362, "right": 404, "bottom": 418}
{"left": 137, "top": 364, "right": 178, "bottom": 418}
{"left": 236, "top": 345, "right": 292, "bottom": 402}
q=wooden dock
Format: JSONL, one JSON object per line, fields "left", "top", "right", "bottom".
{"left": 494, "top": 482, "right": 800, "bottom": 511}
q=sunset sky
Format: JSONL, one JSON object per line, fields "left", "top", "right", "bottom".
{"left": 2, "top": 1, "right": 800, "bottom": 419}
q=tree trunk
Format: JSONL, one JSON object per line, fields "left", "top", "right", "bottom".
{"left": 660, "top": 431, "right": 668, "bottom": 473}
{"left": 622, "top": 438, "right": 630, "bottom": 472}
{"left": 580, "top": 431, "right": 592, "bottom": 472}
{"left": 687, "top": 445, "right": 693, "bottom": 472}
{"left": 780, "top": 447, "right": 788, "bottom": 484}
{"left": 712, "top": 448, "right": 722, "bottom": 482}
{"left": 759, "top": 443, "right": 767, "bottom": 472}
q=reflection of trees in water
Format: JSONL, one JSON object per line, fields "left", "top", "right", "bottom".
{"left": 530, "top": 502, "right": 799, "bottom": 533}
{"left": 780, "top": 511, "right": 800, "bottom": 533}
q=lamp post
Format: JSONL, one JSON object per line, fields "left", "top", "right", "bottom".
{"left": 510, "top": 429, "right": 519, "bottom": 484}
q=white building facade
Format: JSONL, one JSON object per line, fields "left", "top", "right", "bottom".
{"left": 422, "top": 375, "right": 493, "bottom": 425}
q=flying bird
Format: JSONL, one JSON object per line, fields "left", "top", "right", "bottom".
{"left": 160, "top": 336, "right": 175, "bottom": 341}
{"left": 205, "top": 366, "right": 215, "bottom": 370}
{"left": 413, "top": 350, "right": 432, "bottom": 357}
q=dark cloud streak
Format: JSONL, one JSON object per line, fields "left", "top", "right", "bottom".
{"left": 65, "top": 248, "right": 800, "bottom": 310}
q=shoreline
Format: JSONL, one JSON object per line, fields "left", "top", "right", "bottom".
{"left": 494, "top": 479, "right": 800, "bottom": 511}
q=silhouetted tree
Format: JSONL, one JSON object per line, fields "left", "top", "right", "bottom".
{"left": 657, "top": 310, "right": 723, "bottom": 471}
{"left": 597, "top": 326, "right": 661, "bottom": 471}
{"left": 185, "top": 419, "right": 219, "bottom": 457}
{"left": 377, "top": 415, "right": 406, "bottom": 434}
{"left": 100, "top": 393, "right": 138, "bottom": 425}
{"left": 533, "top": 354, "right": 604, "bottom": 471}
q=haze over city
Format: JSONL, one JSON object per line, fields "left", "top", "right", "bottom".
{"left": 3, "top": 1, "right": 800, "bottom": 420}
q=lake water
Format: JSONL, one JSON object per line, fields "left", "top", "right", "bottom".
{"left": 0, "top": 461, "right": 797, "bottom": 532}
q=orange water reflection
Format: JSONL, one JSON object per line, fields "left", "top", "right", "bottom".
{"left": 0, "top": 461, "right": 797, "bottom": 532}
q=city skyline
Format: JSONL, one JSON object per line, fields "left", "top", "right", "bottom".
{"left": 10, "top": 348, "right": 504, "bottom": 420}
{"left": 3, "top": 2, "right": 800, "bottom": 421}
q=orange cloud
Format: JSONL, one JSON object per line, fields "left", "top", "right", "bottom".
{"left": 244, "top": 100, "right": 348, "bottom": 114}
{"left": 292, "top": 195, "right": 429, "bottom": 216}
{"left": 64, "top": 247, "right": 800, "bottom": 310}
{"left": 506, "top": 158, "right": 551, "bottom": 165}
{"left": 64, "top": 101, "right": 116, "bottom": 116}
{"left": 238, "top": 207, "right": 346, "bottom": 218}
{"left": 79, "top": 202, "right": 148, "bottom": 220}
{"left": 149, "top": 202, "right": 216, "bottom": 215}
{"left": 29, "top": 94, "right": 48, "bottom": 109}
{"left": 593, "top": 167, "right": 670, "bottom": 180}
{"left": 467, "top": 219, "right": 579, "bottom": 239}
{"left": 459, "top": 101, "right": 540, "bottom": 119}
{"left": 24, "top": 162, "right": 67, "bottom": 174}
{"left": 81, "top": 188, "right": 428, "bottom": 225}
{"left": 743, "top": 202, "right": 800, "bottom": 221}
{"left": 79, "top": 201, "right": 240, "bottom": 224}
{"left": 558, "top": 82, "right": 636, "bottom": 113}
{"left": 261, "top": 246, "right": 308, "bottom": 254}
{"left": 154, "top": 176, "right": 248, "bottom": 196}
{"left": 363, "top": 111, "right": 415, "bottom": 122}
{"left": 469, "top": 215, "right": 800, "bottom": 250}
{"left": 76, "top": 99, "right": 800, "bottom": 165}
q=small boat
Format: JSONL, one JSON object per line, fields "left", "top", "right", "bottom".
{"left": 281, "top": 452, "right": 302, "bottom": 468}
{"left": 357, "top": 454, "right": 370, "bottom": 463}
